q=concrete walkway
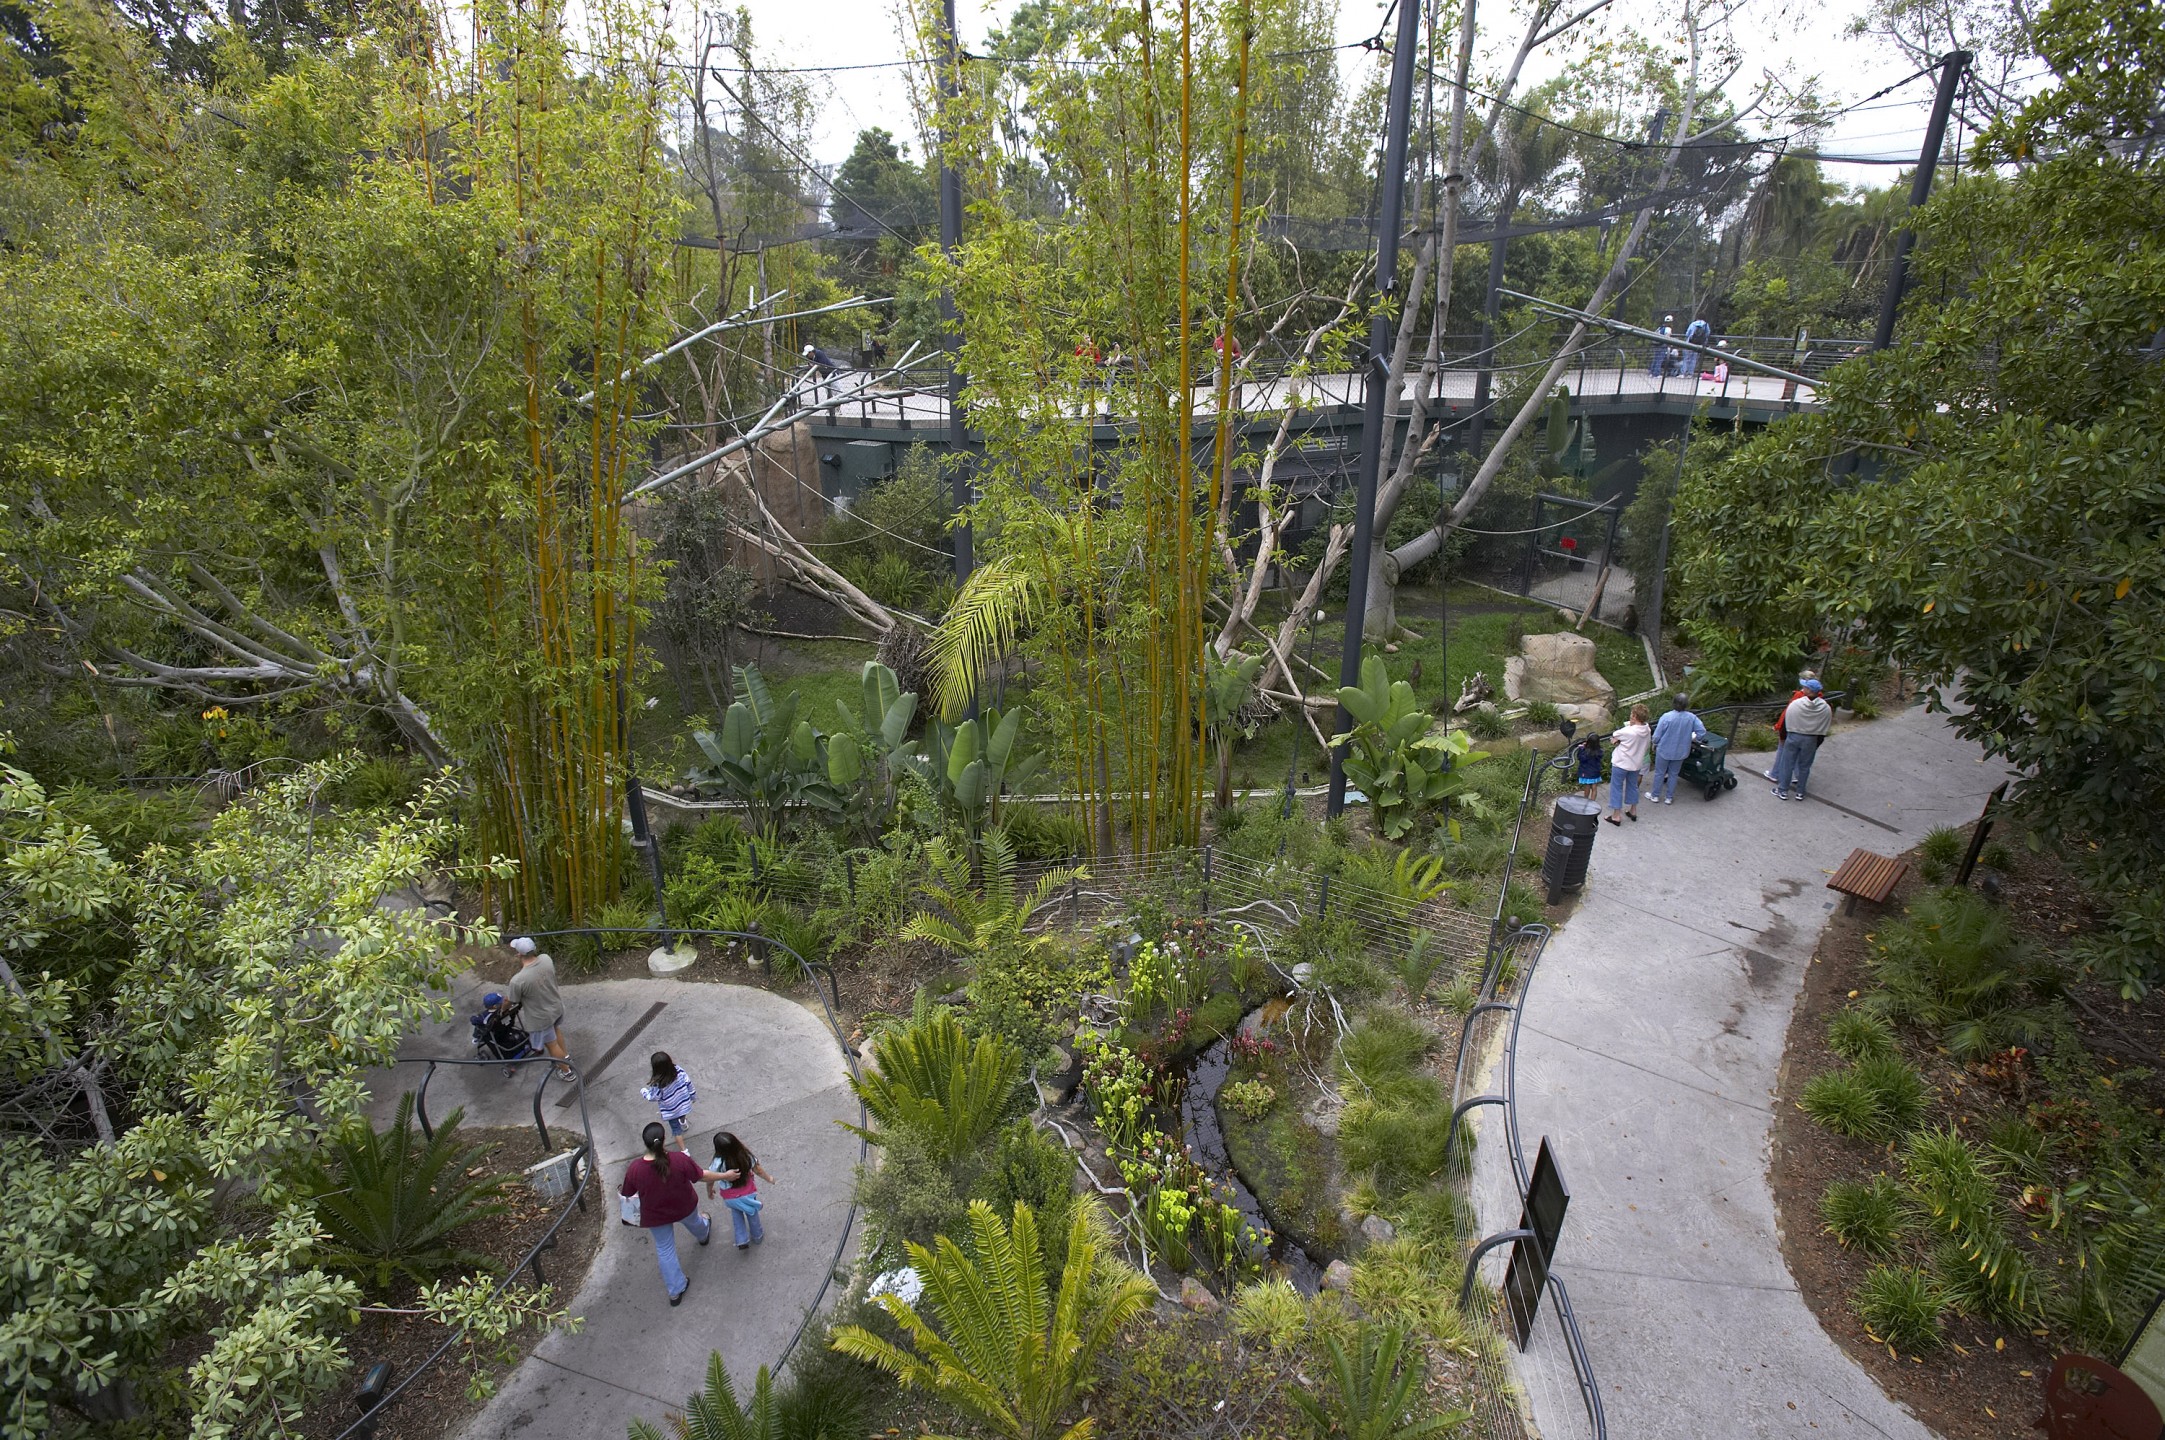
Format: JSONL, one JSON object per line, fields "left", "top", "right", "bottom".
{"left": 1475, "top": 701, "right": 2011, "bottom": 1437}
{"left": 363, "top": 974, "right": 859, "bottom": 1438}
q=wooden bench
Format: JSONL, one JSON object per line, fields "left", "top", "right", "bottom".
{"left": 1827, "top": 848, "right": 1907, "bottom": 915}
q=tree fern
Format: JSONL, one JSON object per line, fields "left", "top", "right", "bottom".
{"left": 846, "top": 1009, "right": 1023, "bottom": 1163}
{"left": 830, "top": 1200, "right": 1154, "bottom": 1440}
{"left": 903, "top": 827, "right": 1085, "bottom": 958}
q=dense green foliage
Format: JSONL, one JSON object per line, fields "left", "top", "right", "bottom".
{"left": 0, "top": 755, "right": 505, "bottom": 1437}
{"left": 1673, "top": 0, "right": 2165, "bottom": 992}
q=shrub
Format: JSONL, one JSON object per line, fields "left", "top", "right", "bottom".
{"left": 1985, "top": 1115, "right": 2050, "bottom": 1178}
{"left": 1231, "top": 1278, "right": 1307, "bottom": 1352}
{"left": 761, "top": 907, "right": 835, "bottom": 985}
{"left": 1350, "top": 1239, "right": 1466, "bottom": 1346}
{"left": 1340, "top": 1081, "right": 1452, "bottom": 1197}
{"left": 1872, "top": 888, "right": 2058, "bottom": 1049}
{"left": 1740, "top": 723, "right": 1780, "bottom": 752}
{"left": 973, "top": 1122, "right": 1075, "bottom": 1273}
{"left": 628, "top": 1350, "right": 869, "bottom": 1440}
{"left": 855, "top": 1127, "right": 967, "bottom": 1253}
{"left": 1339, "top": 1011, "right": 1432, "bottom": 1095}
{"left": 1290, "top": 1322, "right": 1466, "bottom": 1440}
{"left": 337, "top": 756, "right": 420, "bottom": 810}
{"left": 1978, "top": 840, "right": 2014, "bottom": 873}
{"left": 847, "top": 1009, "right": 1023, "bottom": 1164}
{"left": 1003, "top": 803, "right": 1090, "bottom": 861}
{"left": 1918, "top": 825, "right": 1966, "bottom": 870}
{"left": 310, "top": 1095, "right": 509, "bottom": 1290}
{"left": 1467, "top": 706, "right": 1508, "bottom": 740}
{"left": 1436, "top": 977, "right": 1478, "bottom": 1016}
{"left": 1820, "top": 1176, "right": 1909, "bottom": 1255}
{"left": 1826, "top": 1009, "right": 1898, "bottom": 1063}
{"left": 1221, "top": 1078, "right": 1278, "bottom": 1121}
{"left": 1852, "top": 1056, "right": 1927, "bottom": 1134}
{"left": 1914, "top": 852, "right": 1950, "bottom": 884}
{"left": 1854, "top": 1266, "right": 1946, "bottom": 1353}
{"left": 593, "top": 897, "right": 653, "bottom": 952}
{"left": 1521, "top": 700, "right": 1563, "bottom": 728}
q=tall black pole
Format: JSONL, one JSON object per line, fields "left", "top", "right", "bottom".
{"left": 1327, "top": 0, "right": 1427, "bottom": 816}
{"left": 938, "top": 0, "right": 973, "bottom": 585}
{"left": 1871, "top": 51, "right": 1969, "bottom": 353}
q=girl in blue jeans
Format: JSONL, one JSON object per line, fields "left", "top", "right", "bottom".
{"left": 706, "top": 1131, "right": 776, "bottom": 1250}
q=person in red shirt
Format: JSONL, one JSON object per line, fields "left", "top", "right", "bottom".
{"left": 620, "top": 1122, "right": 733, "bottom": 1305}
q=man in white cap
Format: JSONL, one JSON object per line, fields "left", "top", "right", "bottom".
{"left": 506, "top": 936, "right": 573, "bottom": 1078}
{"left": 802, "top": 343, "right": 838, "bottom": 406}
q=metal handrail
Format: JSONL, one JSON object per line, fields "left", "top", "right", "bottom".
{"left": 508, "top": 926, "right": 867, "bottom": 1377}
{"left": 331, "top": 1052, "right": 598, "bottom": 1440}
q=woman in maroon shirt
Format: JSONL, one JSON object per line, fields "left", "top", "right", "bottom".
{"left": 620, "top": 1121, "right": 736, "bottom": 1304}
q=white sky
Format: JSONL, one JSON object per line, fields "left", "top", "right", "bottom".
{"left": 720, "top": 0, "right": 1989, "bottom": 190}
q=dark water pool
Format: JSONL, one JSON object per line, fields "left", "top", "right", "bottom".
{"left": 1178, "top": 1015, "right": 1326, "bottom": 1293}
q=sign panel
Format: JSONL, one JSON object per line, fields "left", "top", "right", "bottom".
{"left": 1503, "top": 1138, "right": 1570, "bottom": 1350}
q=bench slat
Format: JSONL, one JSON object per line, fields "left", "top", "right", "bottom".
{"left": 1827, "top": 848, "right": 1907, "bottom": 903}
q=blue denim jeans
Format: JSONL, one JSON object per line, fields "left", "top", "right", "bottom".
{"left": 1771, "top": 734, "right": 1822, "bottom": 797}
{"left": 1608, "top": 767, "right": 1641, "bottom": 811}
{"left": 649, "top": 1210, "right": 710, "bottom": 1297}
{"left": 1651, "top": 752, "right": 1687, "bottom": 801}
{"left": 727, "top": 1200, "right": 765, "bottom": 1246}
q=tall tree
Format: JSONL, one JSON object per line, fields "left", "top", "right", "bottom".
{"left": 1672, "top": 0, "right": 2165, "bottom": 985}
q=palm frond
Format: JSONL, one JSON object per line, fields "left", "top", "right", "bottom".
{"left": 929, "top": 555, "right": 1042, "bottom": 721}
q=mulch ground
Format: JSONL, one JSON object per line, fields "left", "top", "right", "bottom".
{"left": 296, "top": 1125, "right": 607, "bottom": 1440}
{"left": 1769, "top": 831, "right": 2164, "bottom": 1440}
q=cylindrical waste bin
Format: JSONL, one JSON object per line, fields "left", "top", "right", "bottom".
{"left": 1542, "top": 796, "right": 1602, "bottom": 903}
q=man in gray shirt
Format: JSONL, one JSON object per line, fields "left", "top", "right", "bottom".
{"left": 507, "top": 936, "right": 573, "bottom": 1078}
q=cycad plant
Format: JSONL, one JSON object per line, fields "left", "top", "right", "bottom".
{"left": 846, "top": 1008, "right": 1023, "bottom": 1164}
{"left": 628, "top": 1352, "right": 866, "bottom": 1440}
{"left": 311, "top": 1095, "right": 508, "bottom": 1290}
{"left": 831, "top": 1201, "right": 1155, "bottom": 1440}
{"left": 1290, "top": 1322, "right": 1467, "bottom": 1440}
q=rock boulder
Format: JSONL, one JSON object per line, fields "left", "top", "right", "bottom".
{"left": 1504, "top": 632, "right": 1615, "bottom": 707}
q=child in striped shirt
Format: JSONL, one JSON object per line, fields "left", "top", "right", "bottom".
{"left": 640, "top": 1052, "right": 698, "bottom": 1152}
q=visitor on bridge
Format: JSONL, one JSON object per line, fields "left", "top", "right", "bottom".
{"left": 620, "top": 1122, "right": 735, "bottom": 1306}
{"left": 802, "top": 343, "right": 840, "bottom": 406}
{"left": 1701, "top": 340, "right": 1730, "bottom": 385}
{"left": 1649, "top": 694, "right": 1709, "bottom": 804}
{"left": 706, "top": 1131, "right": 776, "bottom": 1250}
{"left": 1682, "top": 316, "right": 1710, "bottom": 371}
{"left": 1770, "top": 679, "right": 1834, "bottom": 801}
{"left": 1651, "top": 314, "right": 1677, "bottom": 375}
{"left": 1574, "top": 731, "right": 1606, "bottom": 803}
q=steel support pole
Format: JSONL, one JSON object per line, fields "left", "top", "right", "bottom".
{"left": 1871, "top": 52, "right": 1970, "bottom": 353}
{"left": 938, "top": 0, "right": 974, "bottom": 589}
{"left": 1327, "top": 0, "right": 1428, "bottom": 815}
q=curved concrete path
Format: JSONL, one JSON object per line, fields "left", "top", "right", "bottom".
{"left": 1474, "top": 701, "right": 2011, "bottom": 1436}
{"left": 364, "top": 974, "right": 857, "bottom": 1438}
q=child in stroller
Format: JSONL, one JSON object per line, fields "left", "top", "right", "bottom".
{"left": 471, "top": 992, "right": 532, "bottom": 1077}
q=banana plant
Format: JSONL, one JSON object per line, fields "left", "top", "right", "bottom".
{"left": 927, "top": 705, "right": 1044, "bottom": 840}
{"left": 1205, "top": 652, "right": 1267, "bottom": 810}
{"left": 826, "top": 661, "right": 922, "bottom": 842}
{"left": 1331, "top": 655, "right": 1483, "bottom": 841}
{"left": 688, "top": 664, "right": 842, "bottom": 837}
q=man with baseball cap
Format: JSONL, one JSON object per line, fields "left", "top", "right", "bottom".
{"left": 506, "top": 936, "right": 574, "bottom": 1079}
{"left": 1771, "top": 678, "right": 1833, "bottom": 802}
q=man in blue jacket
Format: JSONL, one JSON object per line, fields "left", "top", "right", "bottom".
{"left": 1649, "top": 693, "right": 1709, "bottom": 804}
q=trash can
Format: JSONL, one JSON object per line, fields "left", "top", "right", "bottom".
{"left": 1542, "top": 796, "right": 1602, "bottom": 903}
